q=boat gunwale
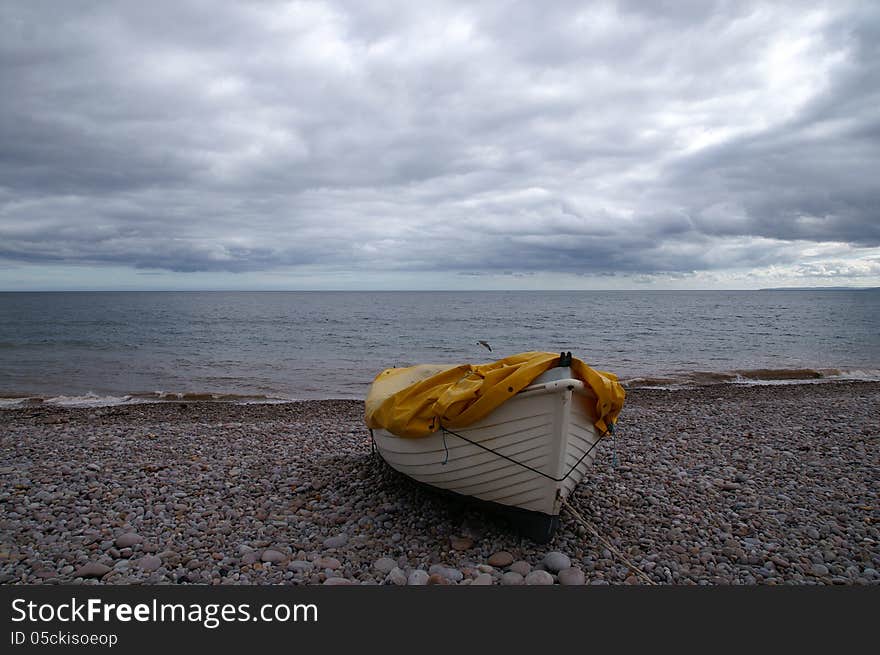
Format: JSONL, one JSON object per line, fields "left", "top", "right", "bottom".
{"left": 518, "top": 377, "right": 587, "bottom": 398}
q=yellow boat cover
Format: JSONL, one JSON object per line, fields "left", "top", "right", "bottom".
{"left": 365, "top": 351, "right": 625, "bottom": 438}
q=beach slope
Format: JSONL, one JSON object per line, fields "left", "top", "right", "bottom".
{"left": 1, "top": 382, "right": 877, "bottom": 585}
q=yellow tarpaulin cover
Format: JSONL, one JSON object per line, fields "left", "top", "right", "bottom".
{"left": 365, "top": 351, "right": 625, "bottom": 438}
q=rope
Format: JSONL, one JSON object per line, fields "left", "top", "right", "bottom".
{"left": 373, "top": 416, "right": 651, "bottom": 583}
{"left": 609, "top": 422, "right": 619, "bottom": 468}
{"left": 561, "top": 498, "right": 657, "bottom": 585}
{"left": 439, "top": 426, "right": 604, "bottom": 482}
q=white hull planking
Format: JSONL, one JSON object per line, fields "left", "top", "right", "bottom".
{"left": 371, "top": 368, "right": 602, "bottom": 517}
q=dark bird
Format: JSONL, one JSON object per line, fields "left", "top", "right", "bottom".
{"left": 477, "top": 340, "right": 492, "bottom": 352}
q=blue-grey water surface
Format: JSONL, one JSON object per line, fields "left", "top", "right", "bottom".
{"left": 1, "top": 290, "right": 878, "bottom": 404}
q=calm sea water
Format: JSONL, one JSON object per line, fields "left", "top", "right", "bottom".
{"left": 1, "top": 290, "right": 878, "bottom": 405}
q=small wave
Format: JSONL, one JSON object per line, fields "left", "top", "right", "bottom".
{"left": 623, "top": 367, "right": 880, "bottom": 389}
{"left": 0, "top": 396, "right": 46, "bottom": 408}
{"left": 732, "top": 368, "right": 825, "bottom": 381}
{"left": 43, "top": 393, "right": 136, "bottom": 408}
{"left": 620, "top": 376, "right": 686, "bottom": 389}
{"left": 725, "top": 368, "right": 880, "bottom": 385}
{"left": 0, "top": 390, "right": 292, "bottom": 409}
{"left": 133, "top": 391, "right": 292, "bottom": 404}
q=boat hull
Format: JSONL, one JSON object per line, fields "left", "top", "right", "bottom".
{"left": 371, "top": 367, "right": 602, "bottom": 541}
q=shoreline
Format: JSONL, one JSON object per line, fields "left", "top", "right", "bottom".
{"left": 4, "top": 371, "right": 880, "bottom": 409}
{"left": 1, "top": 382, "right": 878, "bottom": 585}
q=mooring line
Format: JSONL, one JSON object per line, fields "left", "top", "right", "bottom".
{"left": 561, "top": 497, "right": 657, "bottom": 585}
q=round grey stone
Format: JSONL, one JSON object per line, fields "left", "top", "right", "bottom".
{"left": 373, "top": 557, "right": 396, "bottom": 574}
{"left": 510, "top": 560, "right": 532, "bottom": 576}
{"left": 385, "top": 567, "right": 408, "bottom": 586}
{"left": 501, "top": 571, "right": 524, "bottom": 585}
{"left": 558, "top": 567, "right": 586, "bottom": 585}
{"left": 74, "top": 562, "right": 111, "bottom": 579}
{"left": 472, "top": 573, "right": 494, "bottom": 585}
{"left": 525, "top": 570, "right": 555, "bottom": 585}
{"left": 323, "top": 534, "right": 348, "bottom": 549}
{"left": 407, "top": 569, "right": 430, "bottom": 585}
{"left": 115, "top": 533, "right": 144, "bottom": 549}
{"left": 138, "top": 555, "right": 162, "bottom": 572}
{"left": 260, "top": 549, "right": 286, "bottom": 564}
{"left": 812, "top": 563, "right": 829, "bottom": 576}
{"left": 543, "top": 551, "right": 571, "bottom": 573}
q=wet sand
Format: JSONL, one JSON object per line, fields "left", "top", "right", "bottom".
{"left": 1, "top": 382, "right": 878, "bottom": 585}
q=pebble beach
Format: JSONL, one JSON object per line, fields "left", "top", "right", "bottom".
{"left": 1, "top": 381, "right": 878, "bottom": 585}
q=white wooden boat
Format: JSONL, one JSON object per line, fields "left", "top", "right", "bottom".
{"left": 369, "top": 364, "right": 604, "bottom": 542}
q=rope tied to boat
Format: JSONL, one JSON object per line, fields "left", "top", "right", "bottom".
{"left": 440, "top": 425, "right": 656, "bottom": 584}
{"left": 561, "top": 498, "right": 657, "bottom": 585}
{"left": 438, "top": 426, "right": 605, "bottom": 482}
{"left": 609, "top": 422, "right": 619, "bottom": 468}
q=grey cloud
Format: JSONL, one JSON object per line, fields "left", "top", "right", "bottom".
{"left": 0, "top": 0, "right": 878, "bottom": 283}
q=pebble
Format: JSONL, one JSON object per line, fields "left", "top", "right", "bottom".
{"left": 385, "top": 567, "right": 407, "bottom": 586}
{"left": 137, "top": 555, "right": 162, "bottom": 572}
{"left": 543, "top": 552, "right": 571, "bottom": 573}
{"left": 472, "top": 573, "right": 494, "bottom": 585}
{"left": 115, "top": 533, "right": 144, "bottom": 548}
{"left": 558, "top": 568, "right": 586, "bottom": 585}
{"left": 812, "top": 563, "right": 830, "bottom": 576}
{"left": 450, "top": 536, "right": 474, "bottom": 551}
{"left": 407, "top": 570, "right": 430, "bottom": 585}
{"left": 428, "top": 564, "right": 463, "bottom": 582}
{"left": 488, "top": 551, "right": 514, "bottom": 567}
{"left": 261, "top": 549, "right": 286, "bottom": 564}
{"left": 373, "top": 557, "right": 396, "bottom": 574}
{"left": 74, "top": 562, "right": 111, "bottom": 578}
{"left": 323, "top": 534, "right": 348, "bottom": 549}
{"left": 510, "top": 561, "right": 532, "bottom": 576}
{"left": 525, "top": 570, "right": 555, "bottom": 585}
{"left": 313, "top": 557, "right": 340, "bottom": 570}
{"left": 3, "top": 384, "right": 877, "bottom": 587}
{"left": 501, "top": 571, "right": 525, "bottom": 585}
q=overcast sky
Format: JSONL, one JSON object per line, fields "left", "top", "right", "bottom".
{"left": 1, "top": 0, "right": 878, "bottom": 290}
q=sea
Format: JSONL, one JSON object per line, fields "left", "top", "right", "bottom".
{"left": 1, "top": 289, "right": 878, "bottom": 407}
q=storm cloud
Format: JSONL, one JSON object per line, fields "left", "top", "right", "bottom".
{"left": 1, "top": 0, "right": 878, "bottom": 288}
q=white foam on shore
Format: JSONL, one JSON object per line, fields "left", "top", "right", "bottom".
{"left": 0, "top": 394, "right": 135, "bottom": 408}
{"left": 0, "top": 397, "right": 44, "bottom": 408}
{"left": 4, "top": 367, "right": 880, "bottom": 407}
{"left": 730, "top": 369, "right": 880, "bottom": 386}
{"left": 46, "top": 393, "right": 139, "bottom": 407}
{"left": 0, "top": 391, "right": 294, "bottom": 409}
{"left": 624, "top": 367, "right": 880, "bottom": 390}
